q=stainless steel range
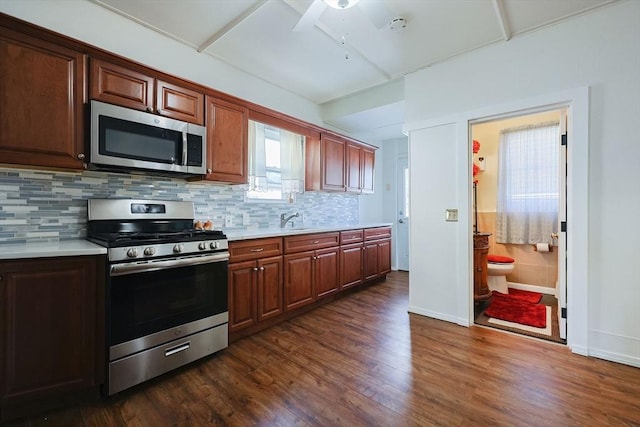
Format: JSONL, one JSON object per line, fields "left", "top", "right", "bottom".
{"left": 87, "top": 199, "right": 229, "bottom": 395}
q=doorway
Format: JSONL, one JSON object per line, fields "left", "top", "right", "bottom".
{"left": 397, "top": 156, "right": 409, "bottom": 271}
{"left": 470, "top": 109, "right": 567, "bottom": 344}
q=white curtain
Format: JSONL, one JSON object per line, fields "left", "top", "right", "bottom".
{"left": 248, "top": 121, "right": 267, "bottom": 192}
{"left": 248, "top": 121, "right": 304, "bottom": 201}
{"left": 496, "top": 121, "right": 559, "bottom": 244}
{"left": 280, "top": 129, "right": 305, "bottom": 201}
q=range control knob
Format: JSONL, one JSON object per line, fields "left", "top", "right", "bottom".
{"left": 198, "top": 242, "right": 207, "bottom": 250}
{"left": 173, "top": 244, "right": 184, "bottom": 254}
{"left": 126, "top": 248, "right": 139, "bottom": 258}
{"left": 143, "top": 247, "right": 156, "bottom": 256}
{"left": 209, "top": 241, "right": 218, "bottom": 250}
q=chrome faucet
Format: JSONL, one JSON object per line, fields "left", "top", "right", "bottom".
{"left": 280, "top": 212, "right": 299, "bottom": 228}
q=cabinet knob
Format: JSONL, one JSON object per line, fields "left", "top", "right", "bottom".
{"left": 207, "top": 168, "right": 212, "bottom": 174}
{"left": 253, "top": 267, "right": 258, "bottom": 271}
{"left": 259, "top": 266, "right": 265, "bottom": 271}
{"left": 477, "top": 268, "right": 482, "bottom": 272}
{"left": 77, "top": 153, "right": 85, "bottom": 160}
{"left": 146, "top": 107, "right": 154, "bottom": 113}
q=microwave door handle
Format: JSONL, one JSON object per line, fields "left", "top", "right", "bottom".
{"left": 182, "top": 132, "right": 188, "bottom": 166}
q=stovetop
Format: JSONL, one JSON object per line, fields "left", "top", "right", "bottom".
{"left": 88, "top": 229, "right": 226, "bottom": 248}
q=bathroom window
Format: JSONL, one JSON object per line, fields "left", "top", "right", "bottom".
{"left": 496, "top": 121, "right": 560, "bottom": 244}
{"left": 247, "top": 120, "right": 305, "bottom": 202}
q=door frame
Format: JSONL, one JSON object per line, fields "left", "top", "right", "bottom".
{"left": 396, "top": 155, "right": 409, "bottom": 271}
{"left": 464, "top": 88, "right": 589, "bottom": 355}
{"left": 404, "top": 86, "right": 589, "bottom": 356}
{"left": 469, "top": 107, "right": 568, "bottom": 341}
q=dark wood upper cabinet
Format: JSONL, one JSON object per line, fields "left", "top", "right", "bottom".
{"left": 90, "top": 58, "right": 204, "bottom": 125}
{"left": 204, "top": 96, "right": 248, "bottom": 184}
{"left": 306, "top": 132, "right": 376, "bottom": 194}
{"left": 321, "top": 134, "right": 347, "bottom": 191}
{"left": 0, "top": 28, "right": 86, "bottom": 170}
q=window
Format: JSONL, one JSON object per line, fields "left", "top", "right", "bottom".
{"left": 247, "top": 120, "right": 305, "bottom": 202}
{"left": 496, "top": 121, "right": 559, "bottom": 244}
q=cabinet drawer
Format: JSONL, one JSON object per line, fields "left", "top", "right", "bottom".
{"left": 284, "top": 232, "right": 340, "bottom": 254}
{"left": 229, "top": 237, "right": 282, "bottom": 262}
{"left": 364, "top": 227, "right": 391, "bottom": 241}
{"left": 340, "top": 229, "right": 363, "bottom": 244}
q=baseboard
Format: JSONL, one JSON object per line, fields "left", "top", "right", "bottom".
{"left": 407, "top": 306, "right": 469, "bottom": 327}
{"left": 589, "top": 349, "right": 640, "bottom": 368}
{"left": 507, "top": 281, "right": 556, "bottom": 297}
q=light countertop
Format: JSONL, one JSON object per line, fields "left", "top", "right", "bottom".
{"left": 222, "top": 223, "right": 393, "bottom": 241}
{"left": 0, "top": 224, "right": 393, "bottom": 260}
{"left": 0, "top": 240, "right": 107, "bottom": 260}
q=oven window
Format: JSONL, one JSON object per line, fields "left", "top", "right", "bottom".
{"left": 100, "top": 116, "right": 182, "bottom": 164}
{"left": 109, "top": 260, "right": 228, "bottom": 346}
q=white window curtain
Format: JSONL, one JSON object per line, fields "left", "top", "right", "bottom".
{"left": 248, "top": 121, "right": 305, "bottom": 201}
{"left": 496, "top": 121, "right": 560, "bottom": 244}
{"left": 248, "top": 121, "right": 268, "bottom": 192}
{"left": 280, "top": 130, "right": 304, "bottom": 200}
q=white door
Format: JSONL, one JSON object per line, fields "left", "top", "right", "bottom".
{"left": 397, "top": 156, "right": 409, "bottom": 271}
{"left": 558, "top": 110, "right": 568, "bottom": 340}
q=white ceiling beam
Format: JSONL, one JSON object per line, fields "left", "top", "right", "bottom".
{"left": 197, "top": 0, "right": 268, "bottom": 53}
{"left": 492, "top": 0, "right": 511, "bottom": 41}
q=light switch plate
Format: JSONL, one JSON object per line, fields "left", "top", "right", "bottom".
{"left": 445, "top": 209, "right": 458, "bottom": 222}
{"left": 224, "top": 215, "right": 233, "bottom": 227}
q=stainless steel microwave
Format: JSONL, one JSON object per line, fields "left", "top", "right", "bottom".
{"left": 89, "top": 100, "right": 206, "bottom": 176}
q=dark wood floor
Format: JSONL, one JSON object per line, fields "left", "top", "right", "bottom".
{"left": 7, "top": 271, "right": 640, "bottom": 426}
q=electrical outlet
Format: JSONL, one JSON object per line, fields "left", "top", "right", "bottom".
{"left": 224, "top": 215, "right": 233, "bottom": 227}
{"left": 445, "top": 209, "right": 458, "bottom": 222}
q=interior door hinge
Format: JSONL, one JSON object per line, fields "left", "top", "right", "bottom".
{"left": 561, "top": 221, "right": 567, "bottom": 232}
{"left": 561, "top": 307, "right": 567, "bottom": 319}
{"left": 561, "top": 133, "right": 567, "bottom": 146}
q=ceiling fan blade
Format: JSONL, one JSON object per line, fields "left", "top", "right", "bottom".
{"left": 358, "top": 0, "right": 396, "bottom": 29}
{"left": 293, "top": 0, "right": 328, "bottom": 32}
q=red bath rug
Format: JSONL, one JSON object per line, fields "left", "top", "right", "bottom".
{"left": 485, "top": 297, "right": 547, "bottom": 328}
{"left": 492, "top": 288, "right": 543, "bottom": 304}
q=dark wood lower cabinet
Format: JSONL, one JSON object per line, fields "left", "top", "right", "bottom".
{"left": 0, "top": 256, "right": 105, "bottom": 422}
{"left": 340, "top": 243, "right": 364, "bottom": 289}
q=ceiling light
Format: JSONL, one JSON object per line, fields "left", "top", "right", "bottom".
{"left": 323, "top": 0, "right": 361, "bottom": 10}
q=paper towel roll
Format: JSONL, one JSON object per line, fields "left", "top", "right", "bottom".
{"left": 535, "top": 243, "right": 550, "bottom": 252}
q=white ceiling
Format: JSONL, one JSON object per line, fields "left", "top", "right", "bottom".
{"left": 89, "top": 0, "right": 616, "bottom": 142}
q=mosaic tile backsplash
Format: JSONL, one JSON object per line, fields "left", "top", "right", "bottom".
{"left": 0, "top": 167, "right": 359, "bottom": 243}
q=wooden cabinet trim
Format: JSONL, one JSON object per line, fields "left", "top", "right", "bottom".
{"left": 228, "top": 237, "right": 282, "bottom": 263}
{"left": 284, "top": 232, "right": 340, "bottom": 254}
{"left": 364, "top": 227, "right": 392, "bottom": 241}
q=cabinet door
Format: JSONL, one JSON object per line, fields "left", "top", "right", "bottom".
{"left": 340, "top": 243, "right": 364, "bottom": 289}
{"left": 320, "top": 134, "right": 346, "bottom": 191}
{"left": 90, "top": 58, "right": 154, "bottom": 112}
{"left": 0, "top": 257, "right": 100, "bottom": 414}
{"left": 314, "top": 247, "right": 339, "bottom": 299}
{"left": 228, "top": 261, "right": 257, "bottom": 332}
{"left": 284, "top": 252, "right": 315, "bottom": 311}
{"left": 205, "top": 96, "right": 248, "bottom": 184}
{"left": 257, "top": 256, "right": 283, "bottom": 321}
{"left": 346, "top": 143, "right": 362, "bottom": 193}
{"left": 361, "top": 146, "right": 375, "bottom": 194}
{"left": 363, "top": 241, "right": 380, "bottom": 281}
{"left": 156, "top": 79, "right": 204, "bottom": 125}
{"left": 0, "top": 30, "right": 85, "bottom": 169}
{"left": 377, "top": 239, "right": 391, "bottom": 275}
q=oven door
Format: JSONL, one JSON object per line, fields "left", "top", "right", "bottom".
{"left": 108, "top": 253, "right": 228, "bottom": 357}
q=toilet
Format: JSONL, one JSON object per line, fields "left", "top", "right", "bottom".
{"left": 487, "top": 255, "right": 515, "bottom": 294}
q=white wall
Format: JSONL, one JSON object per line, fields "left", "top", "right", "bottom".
{"left": 0, "top": 0, "right": 323, "bottom": 126}
{"left": 404, "top": 0, "right": 640, "bottom": 367}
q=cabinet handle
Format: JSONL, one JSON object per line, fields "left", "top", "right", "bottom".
{"left": 312, "top": 240, "right": 319, "bottom": 244}
{"left": 477, "top": 268, "right": 482, "bottom": 272}
{"left": 207, "top": 168, "right": 212, "bottom": 174}
{"left": 250, "top": 248, "right": 264, "bottom": 252}
{"left": 146, "top": 107, "right": 154, "bottom": 113}
{"left": 77, "top": 153, "right": 85, "bottom": 160}
{"left": 259, "top": 266, "right": 265, "bottom": 271}
{"left": 253, "top": 267, "right": 258, "bottom": 271}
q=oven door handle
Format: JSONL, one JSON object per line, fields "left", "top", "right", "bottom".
{"left": 110, "top": 252, "right": 229, "bottom": 276}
